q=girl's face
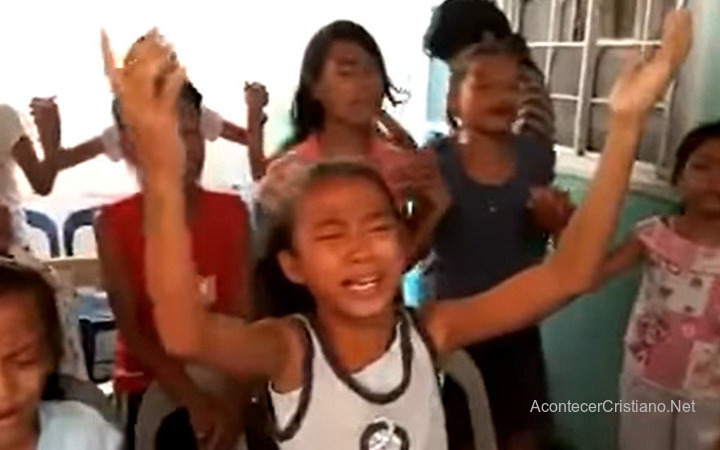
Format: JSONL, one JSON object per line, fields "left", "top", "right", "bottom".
{"left": 678, "top": 138, "right": 720, "bottom": 217}
{"left": 313, "top": 41, "right": 384, "bottom": 129}
{"left": 0, "top": 293, "right": 50, "bottom": 448}
{"left": 453, "top": 54, "right": 521, "bottom": 134}
{"left": 279, "top": 177, "right": 405, "bottom": 321}
{"left": 120, "top": 102, "right": 204, "bottom": 187}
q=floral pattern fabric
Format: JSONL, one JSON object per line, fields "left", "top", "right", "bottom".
{"left": 624, "top": 217, "right": 720, "bottom": 398}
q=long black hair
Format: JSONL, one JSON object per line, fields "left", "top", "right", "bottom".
{"left": 253, "top": 161, "right": 400, "bottom": 319}
{"left": 671, "top": 121, "right": 720, "bottom": 184}
{"left": 283, "top": 20, "right": 399, "bottom": 151}
{"left": 0, "top": 263, "right": 64, "bottom": 400}
{"left": 424, "top": 0, "right": 513, "bottom": 62}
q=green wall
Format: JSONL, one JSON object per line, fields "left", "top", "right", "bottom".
{"left": 697, "top": 1, "right": 720, "bottom": 123}
{"left": 540, "top": 174, "right": 679, "bottom": 450}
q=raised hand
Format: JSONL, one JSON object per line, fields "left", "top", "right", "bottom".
{"left": 609, "top": 9, "right": 692, "bottom": 118}
{"left": 101, "top": 28, "right": 186, "bottom": 178}
{"left": 528, "top": 186, "right": 575, "bottom": 236}
{"left": 29, "top": 97, "right": 61, "bottom": 155}
{"left": 244, "top": 82, "right": 269, "bottom": 114}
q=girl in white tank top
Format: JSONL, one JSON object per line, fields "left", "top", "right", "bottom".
{"left": 115, "top": 17, "right": 691, "bottom": 450}
{"left": 269, "top": 311, "right": 446, "bottom": 450}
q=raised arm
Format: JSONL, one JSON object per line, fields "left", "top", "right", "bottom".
{"left": 24, "top": 97, "right": 106, "bottom": 187}
{"left": 102, "top": 29, "right": 294, "bottom": 383}
{"left": 244, "top": 82, "right": 269, "bottom": 180}
{"left": 377, "top": 110, "right": 418, "bottom": 150}
{"left": 423, "top": 10, "right": 693, "bottom": 355}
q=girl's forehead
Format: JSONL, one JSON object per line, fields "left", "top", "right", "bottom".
{"left": 0, "top": 294, "right": 42, "bottom": 352}
{"left": 326, "top": 40, "right": 374, "bottom": 64}
{"left": 296, "top": 177, "right": 393, "bottom": 221}
{"left": 695, "top": 138, "right": 720, "bottom": 156}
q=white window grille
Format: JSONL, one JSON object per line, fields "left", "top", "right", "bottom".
{"left": 504, "top": 0, "right": 687, "bottom": 178}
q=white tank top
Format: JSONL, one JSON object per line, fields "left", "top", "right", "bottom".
{"left": 269, "top": 310, "right": 447, "bottom": 450}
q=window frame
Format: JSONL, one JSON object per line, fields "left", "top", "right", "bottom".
{"left": 507, "top": 0, "right": 687, "bottom": 180}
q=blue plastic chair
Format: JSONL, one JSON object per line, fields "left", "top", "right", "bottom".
{"left": 24, "top": 209, "right": 60, "bottom": 257}
{"left": 63, "top": 207, "right": 97, "bottom": 256}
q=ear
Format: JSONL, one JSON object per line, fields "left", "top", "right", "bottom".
{"left": 446, "top": 85, "right": 460, "bottom": 121}
{"left": 278, "top": 249, "right": 306, "bottom": 285}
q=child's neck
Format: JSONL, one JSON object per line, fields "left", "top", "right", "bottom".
{"left": 676, "top": 211, "right": 720, "bottom": 247}
{"left": 315, "top": 307, "right": 396, "bottom": 373}
{"left": 3, "top": 426, "right": 37, "bottom": 450}
{"left": 318, "top": 120, "right": 374, "bottom": 158}
{"left": 457, "top": 128, "right": 515, "bottom": 185}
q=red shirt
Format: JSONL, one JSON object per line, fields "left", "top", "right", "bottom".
{"left": 101, "top": 189, "right": 248, "bottom": 393}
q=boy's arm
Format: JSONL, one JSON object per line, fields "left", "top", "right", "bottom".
{"left": 244, "top": 82, "right": 268, "bottom": 181}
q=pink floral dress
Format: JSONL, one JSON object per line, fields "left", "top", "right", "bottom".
{"left": 624, "top": 216, "right": 720, "bottom": 398}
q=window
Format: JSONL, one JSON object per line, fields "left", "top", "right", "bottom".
{"left": 514, "top": 0, "right": 687, "bottom": 177}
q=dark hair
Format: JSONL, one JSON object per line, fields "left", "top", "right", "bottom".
{"left": 112, "top": 80, "right": 203, "bottom": 129}
{"left": 445, "top": 35, "right": 527, "bottom": 128}
{"left": 253, "top": 161, "right": 399, "bottom": 319}
{"left": 672, "top": 121, "right": 720, "bottom": 184}
{"left": 424, "top": 0, "right": 513, "bottom": 62}
{"left": 0, "top": 265, "right": 63, "bottom": 399}
{"left": 283, "top": 20, "right": 398, "bottom": 151}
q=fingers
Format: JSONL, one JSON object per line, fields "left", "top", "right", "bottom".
{"left": 160, "top": 64, "right": 187, "bottom": 110}
{"left": 100, "top": 29, "right": 121, "bottom": 95}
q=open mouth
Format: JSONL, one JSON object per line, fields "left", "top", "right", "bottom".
{"left": 342, "top": 275, "right": 382, "bottom": 295}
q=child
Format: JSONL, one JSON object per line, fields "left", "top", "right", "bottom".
{"left": 30, "top": 32, "right": 269, "bottom": 187}
{"left": 423, "top": 0, "right": 556, "bottom": 156}
{"left": 95, "top": 79, "right": 250, "bottom": 449}
{"left": 103, "top": 10, "right": 690, "bottom": 449}
{"left": 426, "top": 34, "right": 575, "bottom": 450}
{"left": 257, "top": 20, "right": 436, "bottom": 217}
{"left": 0, "top": 252, "right": 122, "bottom": 449}
{"left": 0, "top": 102, "right": 63, "bottom": 250}
{"left": 590, "top": 121, "right": 720, "bottom": 450}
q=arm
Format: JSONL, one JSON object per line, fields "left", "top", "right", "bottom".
{"left": 243, "top": 82, "right": 269, "bottom": 181}
{"left": 22, "top": 98, "right": 105, "bottom": 194}
{"left": 95, "top": 214, "right": 211, "bottom": 410}
{"left": 592, "top": 233, "right": 644, "bottom": 289}
{"left": 0, "top": 205, "right": 12, "bottom": 253}
{"left": 12, "top": 136, "right": 58, "bottom": 196}
{"left": 55, "top": 138, "right": 106, "bottom": 169}
{"left": 423, "top": 10, "right": 692, "bottom": 353}
{"left": 220, "top": 120, "right": 249, "bottom": 146}
{"left": 377, "top": 110, "right": 417, "bottom": 150}
{"left": 14, "top": 136, "right": 109, "bottom": 195}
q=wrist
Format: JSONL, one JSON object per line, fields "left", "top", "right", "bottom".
{"left": 247, "top": 110, "right": 267, "bottom": 124}
{"left": 608, "top": 111, "right": 646, "bottom": 131}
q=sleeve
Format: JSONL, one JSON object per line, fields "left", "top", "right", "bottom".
{"left": 100, "top": 126, "right": 123, "bottom": 162}
{"left": 0, "top": 104, "right": 27, "bottom": 160}
{"left": 200, "top": 106, "right": 224, "bottom": 142}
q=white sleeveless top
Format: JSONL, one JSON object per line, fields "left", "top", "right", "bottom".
{"left": 269, "top": 310, "right": 447, "bottom": 450}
